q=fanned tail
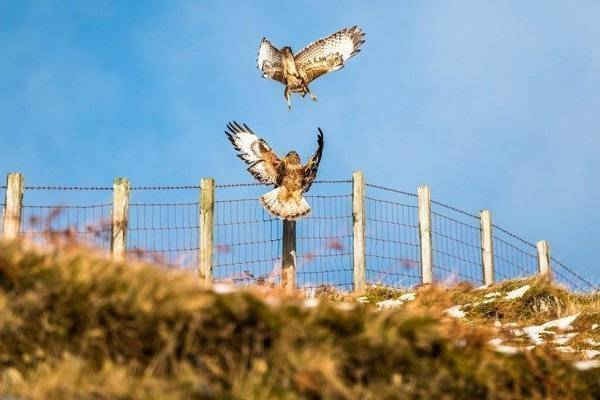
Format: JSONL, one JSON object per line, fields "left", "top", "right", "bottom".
{"left": 260, "top": 188, "right": 311, "bottom": 220}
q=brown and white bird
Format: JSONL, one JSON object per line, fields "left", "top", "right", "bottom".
{"left": 257, "top": 26, "right": 365, "bottom": 109}
{"left": 225, "top": 122, "right": 324, "bottom": 220}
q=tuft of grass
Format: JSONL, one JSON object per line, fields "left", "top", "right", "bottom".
{"left": 0, "top": 239, "right": 599, "bottom": 399}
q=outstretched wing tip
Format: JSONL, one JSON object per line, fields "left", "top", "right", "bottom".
{"left": 225, "top": 122, "right": 281, "bottom": 185}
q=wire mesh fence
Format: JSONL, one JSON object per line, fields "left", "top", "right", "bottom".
{"left": 297, "top": 182, "right": 353, "bottom": 291}
{"left": 20, "top": 186, "right": 112, "bottom": 251}
{"left": 213, "top": 181, "right": 354, "bottom": 291}
{"left": 492, "top": 225, "right": 538, "bottom": 281}
{"left": 430, "top": 201, "right": 482, "bottom": 284}
{"left": 551, "top": 257, "right": 597, "bottom": 293}
{"left": 365, "top": 184, "right": 421, "bottom": 288}
{"left": 213, "top": 192, "right": 281, "bottom": 285}
{"left": 2, "top": 178, "right": 598, "bottom": 292}
{"left": 129, "top": 200, "right": 199, "bottom": 267}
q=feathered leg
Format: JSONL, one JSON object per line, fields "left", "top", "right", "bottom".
{"left": 284, "top": 86, "right": 292, "bottom": 110}
{"left": 305, "top": 84, "right": 317, "bottom": 101}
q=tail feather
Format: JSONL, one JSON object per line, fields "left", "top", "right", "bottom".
{"left": 260, "top": 188, "right": 311, "bottom": 220}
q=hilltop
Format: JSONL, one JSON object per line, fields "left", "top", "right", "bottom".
{"left": 0, "top": 240, "right": 598, "bottom": 399}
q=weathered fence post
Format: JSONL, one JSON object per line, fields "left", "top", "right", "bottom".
{"left": 352, "top": 171, "right": 366, "bottom": 293}
{"left": 281, "top": 220, "right": 296, "bottom": 292}
{"left": 480, "top": 209, "right": 495, "bottom": 285}
{"left": 3, "top": 172, "right": 24, "bottom": 239}
{"left": 537, "top": 240, "right": 551, "bottom": 278}
{"left": 199, "top": 178, "right": 215, "bottom": 284}
{"left": 417, "top": 185, "right": 433, "bottom": 284}
{"left": 111, "top": 177, "right": 130, "bottom": 260}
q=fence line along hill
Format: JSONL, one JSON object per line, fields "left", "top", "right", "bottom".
{"left": 1, "top": 171, "right": 597, "bottom": 293}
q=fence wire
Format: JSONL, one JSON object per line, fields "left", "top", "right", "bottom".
{"left": 213, "top": 181, "right": 354, "bottom": 290}
{"left": 430, "top": 201, "right": 482, "bottom": 284}
{"left": 365, "top": 184, "right": 421, "bottom": 288}
{"left": 213, "top": 196, "right": 281, "bottom": 285}
{"left": 2, "top": 180, "right": 598, "bottom": 292}
{"left": 297, "top": 183, "right": 353, "bottom": 291}
{"left": 20, "top": 203, "right": 112, "bottom": 249}
{"left": 128, "top": 201, "right": 199, "bottom": 268}
{"left": 492, "top": 225, "right": 538, "bottom": 281}
{"left": 551, "top": 257, "right": 596, "bottom": 293}
{"left": 20, "top": 186, "right": 112, "bottom": 250}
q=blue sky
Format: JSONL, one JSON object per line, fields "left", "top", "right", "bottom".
{"left": 1, "top": 1, "right": 599, "bottom": 282}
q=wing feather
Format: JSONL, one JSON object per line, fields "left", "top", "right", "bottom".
{"left": 225, "top": 122, "right": 281, "bottom": 185}
{"left": 294, "top": 26, "right": 365, "bottom": 83}
{"left": 257, "top": 38, "right": 285, "bottom": 83}
{"left": 302, "top": 128, "right": 324, "bottom": 192}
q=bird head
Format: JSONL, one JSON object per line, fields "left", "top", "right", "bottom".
{"left": 282, "top": 46, "right": 294, "bottom": 56}
{"left": 285, "top": 151, "right": 301, "bottom": 163}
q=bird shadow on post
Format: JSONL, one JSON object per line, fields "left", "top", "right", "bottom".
{"left": 281, "top": 219, "right": 296, "bottom": 292}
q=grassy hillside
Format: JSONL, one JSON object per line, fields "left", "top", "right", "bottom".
{"left": 0, "top": 239, "right": 599, "bottom": 399}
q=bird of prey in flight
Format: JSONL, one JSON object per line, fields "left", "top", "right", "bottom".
{"left": 257, "top": 26, "right": 365, "bottom": 109}
{"left": 225, "top": 122, "right": 324, "bottom": 220}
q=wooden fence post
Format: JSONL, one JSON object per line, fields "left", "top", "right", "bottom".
{"left": 281, "top": 220, "right": 296, "bottom": 292}
{"left": 480, "top": 209, "right": 495, "bottom": 285}
{"left": 111, "top": 177, "right": 130, "bottom": 260}
{"left": 537, "top": 240, "right": 551, "bottom": 278}
{"left": 417, "top": 185, "right": 433, "bottom": 284}
{"left": 3, "top": 173, "right": 24, "bottom": 239}
{"left": 352, "top": 171, "right": 366, "bottom": 293}
{"left": 199, "top": 178, "right": 215, "bottom": 284}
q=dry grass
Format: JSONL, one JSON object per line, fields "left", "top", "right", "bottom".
{"left": 0, "top": 239, "right": 599, "bottom": 399}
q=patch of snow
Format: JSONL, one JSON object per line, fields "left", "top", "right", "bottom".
{"left": 584, "top": 350, "right": 600, "bottom": 359}
{"left": 494, "top": 320, "right": 502, "bottom": 328}
{"left": 505, "top": 322, "right": 519, "bottom": 328}
{"left": 553, "top": 333, "right": 578, "bottom": 345}
{"left": 574, "top": 360, "right": 600, "bottom": 371}
{"left": 484, "top": 292, "right": 502, "bottom": 299}
{"left": 445, "top": 305, "right": 466, "bottom": 319}
{"left": 584, "top": 338, "right": 600, "bottom": 347}
{"left": 399, "top": 292, "right": 416, "bottom": 301}
{"left": 356, "top": 296, "right": 369, "bottom": 304}
{"left": 212, "top": 283, "right": 236, "bottom": 294}
{"left": 505, "top": 285, "right": 530, "bottom": 300}
{"left": 512, "top": 329, "right": 525, "bottom": 337}
{"left": 546, "top": 314, "right": 580, "bottom": 330}
{"left": 522, "top": 314, "right": 580, "bottom": 345}
{"left": 592, "top": 324, "right": 599, "bottom": 330}
{"left": 523, "top": 326, "right": 546, "bottom": 345}
{"left": 303, "top": 298, "right": 319, "bottom": 308}
{"left": 377, "top": 299, "right": 404, "bottom": 310}
{"left": 474, "top": 284, "right": 490, "bottom": 291}
{"left": 488, "top": 338, "right": 521, "bottom": 355}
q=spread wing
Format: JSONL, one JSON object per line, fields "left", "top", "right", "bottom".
{"left": 302, "top": 128, "right": 324, "bottom": 192}
{"left": 294, "top": 26, "right": 365, "bottom": 84}
{"left": 225, "top": 122, "right": 281, "bottom": 185}
{"left": 257, "top": 38, "right": 285, "bottom": 83}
